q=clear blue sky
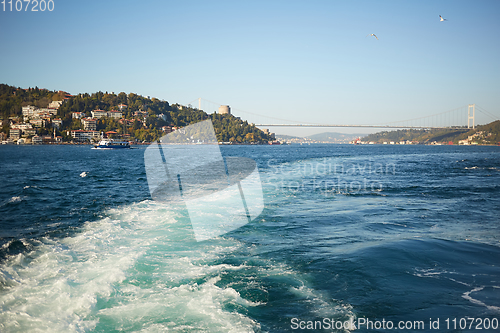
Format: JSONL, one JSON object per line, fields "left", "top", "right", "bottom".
{"left": 1, "top": 0, "right": 499, "bottom": 136}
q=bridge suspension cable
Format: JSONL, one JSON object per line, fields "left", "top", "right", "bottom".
{"left": 378, "top": 105, "right": 468, "bottom": 128}
{"left": 475, "top": 105, "right": 499, "bottom": 122}
{"left": 185, "top": 99, "right": 496, "bottom": 129}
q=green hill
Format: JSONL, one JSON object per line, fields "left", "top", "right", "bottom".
{"left": 0, "top": 84, "right": 271, "bottom": 143}
{"left": 307, "top": 132, "right": 365, "bottom": 143}
{"left": 361, "top": 122, "right": 500, "bottom": 145}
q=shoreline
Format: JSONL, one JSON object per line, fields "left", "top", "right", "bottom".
{"left": 2, "top": 142, "right": 500, "bottom": 147}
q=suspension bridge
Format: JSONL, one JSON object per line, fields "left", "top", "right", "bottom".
{"left": 187, "top": 98, "right": 498, "bottom": 130}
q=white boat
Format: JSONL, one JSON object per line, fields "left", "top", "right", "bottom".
{"left": 92, "top": 138, "right": 131, "bottom": 149}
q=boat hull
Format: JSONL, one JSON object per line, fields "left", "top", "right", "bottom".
{"left": 92, "top": 138, "right": 131, "bottom": 149}
{"left": 92, "top": 145, "right": 130, "bottom": 149}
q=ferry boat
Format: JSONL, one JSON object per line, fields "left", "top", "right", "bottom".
{"left": 92, "top": 138, "right": 131, "bottom": 149}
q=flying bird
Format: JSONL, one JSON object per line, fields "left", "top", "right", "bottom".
{"left": 80, "top": 172, "right": 87, "bottom": 178}
{"left": 367, "top": 34, "right": 379, "bottom": 40}
{"left": 439, "top": 15, "right": 447, "bottom": 21}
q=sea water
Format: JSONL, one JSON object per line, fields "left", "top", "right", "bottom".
{"left": 0, "top": 144, "right": 499, "bottom": 332}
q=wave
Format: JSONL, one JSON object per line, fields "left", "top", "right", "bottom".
{"left": 463, "top": 286, "right": 500, "bottom": 313}
{"left": 8, "top": 196, "right": 23, "bottom": 203}
{"left": 0, "top": 196, "right": 25, "bottom": 209}
{"left": 0, "top": 201, "right": 261, "bottom": 332}
{"left": 0, "top": 197, "right": 359, "bottom": 332}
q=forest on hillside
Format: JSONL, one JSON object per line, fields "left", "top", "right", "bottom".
{"left": 361, "top": 122, "right": 500, "bottom": 145}
{"left": 0, "top": 84, "right": 272, "bottom": 143}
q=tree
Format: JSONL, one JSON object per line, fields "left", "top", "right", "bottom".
{"left": 117, "top": 92, "right": 127, "bottom": 104}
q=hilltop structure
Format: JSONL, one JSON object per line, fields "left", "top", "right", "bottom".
{"left": 218, "top": 105, "right": 231, "bottom": 115}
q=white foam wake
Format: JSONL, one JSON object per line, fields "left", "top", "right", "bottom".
{"left": 0, "top": 200, "right": 260, "bottom": 332}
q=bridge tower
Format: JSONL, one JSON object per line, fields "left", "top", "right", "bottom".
{"left": 468, "top": 104, "right": 475, "bottom": 129}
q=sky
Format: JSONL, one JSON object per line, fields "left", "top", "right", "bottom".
{"left": 1, "top": 0, "right": 499, "bottom": 136}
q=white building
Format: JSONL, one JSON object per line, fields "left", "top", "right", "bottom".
{"left": 9, "top": 129, "right": 21, "bottom": 140}
{"left": 81, "top": 118, "right": 97, "bottom": 131}
{"left": 48, "top": 100, "right": 63, "bottom": 109}
{"left": 11, "top": 123, "right": 33, "bottom": 130}
{"left": 70, "top": 130, "right": 100, "bottom": 142}
{"left": 32, "top": 135, "right": 42, "bottom": 144}
{"left": 458, "top": 139, "right": 469, "bottom": 145}
{"left": 91, "top": 110, "right": 109, "bottom": 119}
{"left": 22, "top": 105, "right": 36, "bottom": 117}
{"left": 91, "top": 110, "right": 122, "bottom": 119}
{"left": 108, "top": 110, "right": 122, "bottom": 119}
{"left": 30, "top": 119, "right": 46, "bottom": 127}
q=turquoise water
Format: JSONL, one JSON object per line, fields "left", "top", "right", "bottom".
{"left": 0, "top": 144, "right": 499, "bottom": 332}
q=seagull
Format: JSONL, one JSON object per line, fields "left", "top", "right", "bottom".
{"left": 439, "top": 15, "right": 447, "bottom": 21}
{"left": 80, "top": 172, "right": 87, "bottom": 178}
{"left": 367, "top": 34, "right": 379, "bottom": 40}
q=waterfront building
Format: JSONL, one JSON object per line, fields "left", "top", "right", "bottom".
{"left": 32, "top": 135, "right": 42, "bottom": 144}
{"left": 459, "top": 139, "right": 469, "bottom": 145}
{"left": 42, "top": 135, "right": 54, "bottom": 143}
{"left": 9, "top": 129, "right": 21, "bottom": 140}
{"left": 70, "top": 130, "right": 100, "bottom": 142}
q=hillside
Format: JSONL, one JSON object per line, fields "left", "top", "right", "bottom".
{"left": 307, "top": 132, "right": 364, "bottom": 143}
{"left": 275, "top": 134, "right": 301, "bottom": 141}
{"left": 0, "top": 84, "right": 272, "bottom": 143}
{"left": 276, "top": 132, "right": 365, "bottom": 144}
{"left": 361, "top": 122, "right": 500, "bottom": 145}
